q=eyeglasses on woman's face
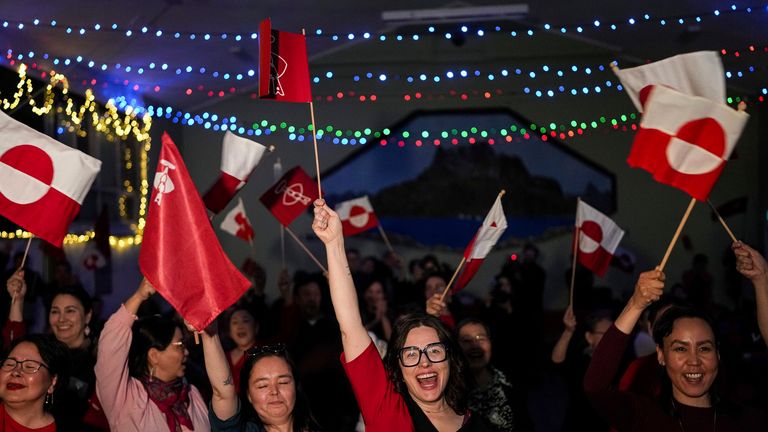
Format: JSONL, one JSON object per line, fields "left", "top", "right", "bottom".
{"left": 1, "top": 357, "right": 49, "bottom": 374}
{"left": 398, "top": 342, "right": 448, "bottom": 367}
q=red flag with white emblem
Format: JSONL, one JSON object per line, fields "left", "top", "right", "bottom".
{"left": 628, "top": 85, "right": 748, "bottom": 201}
{"left": 139, "top": 133, "right": 251, "bottom": 331}
{"left": 613, "top": 51, "right": 725, "bottom": 112}
{"left": 452, "top": 193, "right": 507, "bottom": 292}
{"left": 336, "top": 196, "right": 379, "bottom": 236}
{"left": 259, "top": 166, "right": 318, "bottom": 227}
{"left": 259, "top": 18, "right": 312, "bottom": 103}
{"left": 220, "top": 198, "right": 255, "bottom": 243}
{"left": 576, "top": 200, "right": 625, "bottom": 277}
{"left": 0, "top": 110, "right": 101, "bottom": 246}
{"left": 203, "top": 131, "right": 268, "bottom": 214}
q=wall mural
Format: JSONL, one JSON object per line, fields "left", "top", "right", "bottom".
{"left": 323, "top": 109, "right": 616, "bottom": 249}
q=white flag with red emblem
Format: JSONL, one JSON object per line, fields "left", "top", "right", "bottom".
{"left": 0, "top": 110, "right": 101, "bottom": 246}
{"left": 452, "top": 193, "right": 507, "bottom": 292}
{"left": 614, "top": 51, "right": 725, "bottom": 112}
{"left": 336, "top": 196, "right": 379, "bottom": 236}
{"left": 203, "top": 131, "right": 268, "bottom": 214}
{"left": 220, "top": 198, "right": 255, "bottom": 243}
{"left": 576, "top": 200, "right": 624, "bottom": 277}
{"left": 628, "top": 85, "right": 748, "bottom": 201}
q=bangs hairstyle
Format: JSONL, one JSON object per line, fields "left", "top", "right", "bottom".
{"left": 652, "top": 306, "right": 719, "bottom": 348}
{"left": 383, "top": 313, "right": 470, "bottom": 414}
{"left": 128, "top": 315, "right": 179, "bottom": 378}
{"left": 48, "top": 284, "right": 93, "bottom": 315}
{"left": 8, "top": 334, "right": 70, "bottom": 412}
{"left": 238, "top": 347, "right": 321, "bottom": 432}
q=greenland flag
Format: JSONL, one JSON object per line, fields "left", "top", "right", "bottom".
{"left": 576, "top": 200, "right": 624, "bottom": 277}
{"left": 628, "top": 85, "right": 748, "bottom": 201}
{"left": 0, "top": 110, "right": 101, "bottom": 246}
{"left": 336, "top": 196, "right": 379, "bottom": 236}
{"left": 614, "top": 51, "right": 725, "bottom": 112}
{"left": 220, "top": 198, "right": 254, "bottom": 243}
{"left": 452, "top": 194, "right": 507, "bottom": 292}
{"left": 203, "top": 131, "right": 268, "bottom": 214}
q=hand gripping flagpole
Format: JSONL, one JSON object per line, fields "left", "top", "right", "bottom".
{"left": 439, "top": 189, "right": 506, "bottom": 302}
{"left": 658, "top": 198, "right": 697, "bottom": 272}
{"left": 285, "top": 226, "right": 328, "bottom": 274}
{"left": 302, "top": 29, "right": 323, "bottom": 200}
{"left": 569, "top": 197, "right": 581, "bottom": 308}
{"left": 11, "top": 236, "right": 33, "bottom": 305}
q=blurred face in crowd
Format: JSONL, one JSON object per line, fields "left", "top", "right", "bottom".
{"left": 363, "top": 281, "right": 385, "bottom": 311}
{"left": 49, "top": 294, "right": 91, "bottom": 349}
{"left": 229, "top": 310, "right": 257, "bottom": 349}
{"left": 0, "top": 342, "right": 56, "bottom": 408}
{"left": 149, "top": 328, "right": 188, "bottom": 382}
{"left": 424, "top": 276, "right": 447, "bottom": 300}
{"left": 248, "top": 356, "right": 296, "bottom": 427}
{"left": 458, "top": 323, "right": 492, "bottom": 373}
{"left": 399, "top": 326, "right": 450, "bottom": 406}
{"left": 657, "top": 317, "right": 719, "bottom": 408}
{"left": 346, "top": 250, "right": 361, "bottom": 273}
{"left": 585, "top": 318, "right": 613, "bottom": 351}
{"left": 296, "top": 282, "right": 322, "bottom": 320}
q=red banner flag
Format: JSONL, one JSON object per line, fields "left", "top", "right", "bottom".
{"left": 203, "top": 131, "right": 268, "bottom": 214}
{"left": 0, "top": 110, "right": 101, "bottom": 246}
{"left": 576, "top": 200, "right": 625, "bottom": 277}
{"left": 139, "top": 133, "right": 251, "bottom": 331}
{"left": 259, "top": 166, "right": 318, "bottom": 226}
{"left": 452, "top": 194, "right": 507, "bottom": 292}
{"left": 259, "top": 18, "right": 312, "bottom": 103}
{"left": 336, "top": 196, "right": 379, "bottom": 236}
{"left": 628, "top": 85, "right": 748, "bottom": 201}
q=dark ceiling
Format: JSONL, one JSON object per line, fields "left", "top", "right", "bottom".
{"left": 0, "top": 1, "right": 764, "bottom": 114}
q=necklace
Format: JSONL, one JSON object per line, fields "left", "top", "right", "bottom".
{"left": 671, "top": 399, "right": 716, "bottom": 432}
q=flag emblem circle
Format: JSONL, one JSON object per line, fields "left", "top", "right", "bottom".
{"left": 665, "top": 118, "right": 726, "bottom": 175}
{"left": 348, "top": 205, "right": 370, "bottom": 228}
{"left": 0, "top": 144, "right": 54, "bottom": 204}
{"left": 579, "top": 220, "right": 603, "bottom": 254}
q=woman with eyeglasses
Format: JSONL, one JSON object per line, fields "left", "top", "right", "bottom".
{"left": 311, "top": 200, "right": 489, "bottom": 432}
{"left": 0, "top": 334, "right": 69, "bottom": 431}
{"left": 199, "top": 320, "right": 322, "bottom": 431}
{"left": 5, "top": 269, "right": 108, "bottom": 431}
{"left": 94, "top": 279, "right": 210, "bottom": 431}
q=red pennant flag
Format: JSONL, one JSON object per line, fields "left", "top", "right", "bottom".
{"left": 259, "top": 18, "right": 312, "bottom": 103}
{"left": 259, "top": 166, "right": 318, "bottom": 227}
{"left": 452, "top": 194, "right": 507, "bottom": 292}
{"left": 613, "top": 51, "right": 725, "bottom": 112}
{"left": 203, "top": 131, "right": 268, "bottom": 214}
{"left": 139, "top": 133, "right": 251, "bottom": 331}
{"left": 0, "top": 110, "right": 102, "bottom": 246}
{"left": 628, "top": 85, "right": 748, "bottom": 201}
{"left": 220, "top": 198, "right": 254, "bottom": 243}
{"left": 576, "top": 200, "right": 625, "bottom": 277}
{"left": 336, "top": 196, "right": 379, "bottom": 236}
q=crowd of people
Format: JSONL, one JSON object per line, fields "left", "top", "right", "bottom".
{"left": 0, "top": 201, "right": 766, "bottom": 431}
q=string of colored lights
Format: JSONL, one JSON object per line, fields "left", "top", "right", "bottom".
{"left": 0, "top": 4, "right": 759, "bottom": 44}
{"left": 0, "top": 63, "right": 151, "bottom": 247}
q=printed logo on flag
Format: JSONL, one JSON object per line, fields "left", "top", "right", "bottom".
{"left": 259, "top": 18, "right": 312, "bottom": 103}
{"left": 336, "top": 196, "right": 379, "bottom": 236}
{"left": 576, "top": 200, "right": 625, "bottom": 277}
{"left": 259, "top": 166, "right": 318, "bottom": 227}
{"left": 152, "top": 160, "right": 177, "bottom": 206}
{"left": 221, "top": 198, "right": 254, "bottom": 243}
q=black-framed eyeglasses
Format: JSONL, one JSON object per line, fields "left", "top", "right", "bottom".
{"left": 246, "top": 343, "right": 287, "bottom": 357}
{"left": 1, "top": 358, "right": 49, "bottom": 374}
{"left": 398, "top": 342, "right": 448, "bottom": 367}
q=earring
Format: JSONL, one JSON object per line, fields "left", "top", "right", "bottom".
{"left": 44, "top": 392, "right": 53, "bottom": 406}
{"left": 84, "top": 325, "right": 91, "bottom": 337}
{"left": 149, "top": 366, "right": 156, "bottom": 382}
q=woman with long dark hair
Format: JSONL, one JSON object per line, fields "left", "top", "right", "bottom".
{"left": 311, "top": 199, "right": 488, "bottom": 431}
{"left": 200, "top": 321, "right": 321, "bottom": 431}
{"left": 584, "top": 265, "right": 768, "bottom": 431}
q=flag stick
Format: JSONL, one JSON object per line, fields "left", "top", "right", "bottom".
{"left": 707, "top": 200, "right": 738, "bottom": 243}
{"left": 438, "top": 256, "right": 466, "bottom": 303}
{"left": 280, "top": 226, "right": 286, "bottom": 270}
{"left": 285, "top": 226, "right": 328, "bottom": 273}
{"left": 658, "top": 198, "right": 697, "bottom": 272}
{"left": 377, "top": 225, "right": 395, "bottom": 255}
{"left": 302, "top": 29, "right": 323, "bottom": 200}
{"left": 569, "top": 226, "right": 580, "bottom": 308}
{"left": 11, "top": 236, "right": 33, "bottom": 306}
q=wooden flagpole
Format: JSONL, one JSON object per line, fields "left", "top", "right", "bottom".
{"left": 438, "top": 256, "right": 466, "bottom": 303}
{"left": 302, "top": 29, "right": 323, "bottom": 200}
{"left": 285, "top": 226, "right": 328, "bottom": 273}
{"left": 569, "top": 197, "right": 581, "bottom": 307}
{"left": 280, "top": 228, "right": 286, "bottom": 270}
{"left": 658, "top": 198, "right": 697, "bottom": 272}
{"left": 707, "top": 200, "right": 738, "bottom": 243}
{"left": 273, "top": 158, "right": 287, "bottom": 270}
{"left": 377, "top": 225, "right": 395, "bottom": 255}
{"left": 11, "top": 236, "right": 33, "bottom": 305}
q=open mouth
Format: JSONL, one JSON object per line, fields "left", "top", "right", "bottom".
{"left": 683, "top": 373, "right": 704, "bottom": 383}
{"left": 6, "top": 383, "right": 25, "bottom": 390}
{"left": 416, "top": 372, "right": 438, "bottom": 390}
